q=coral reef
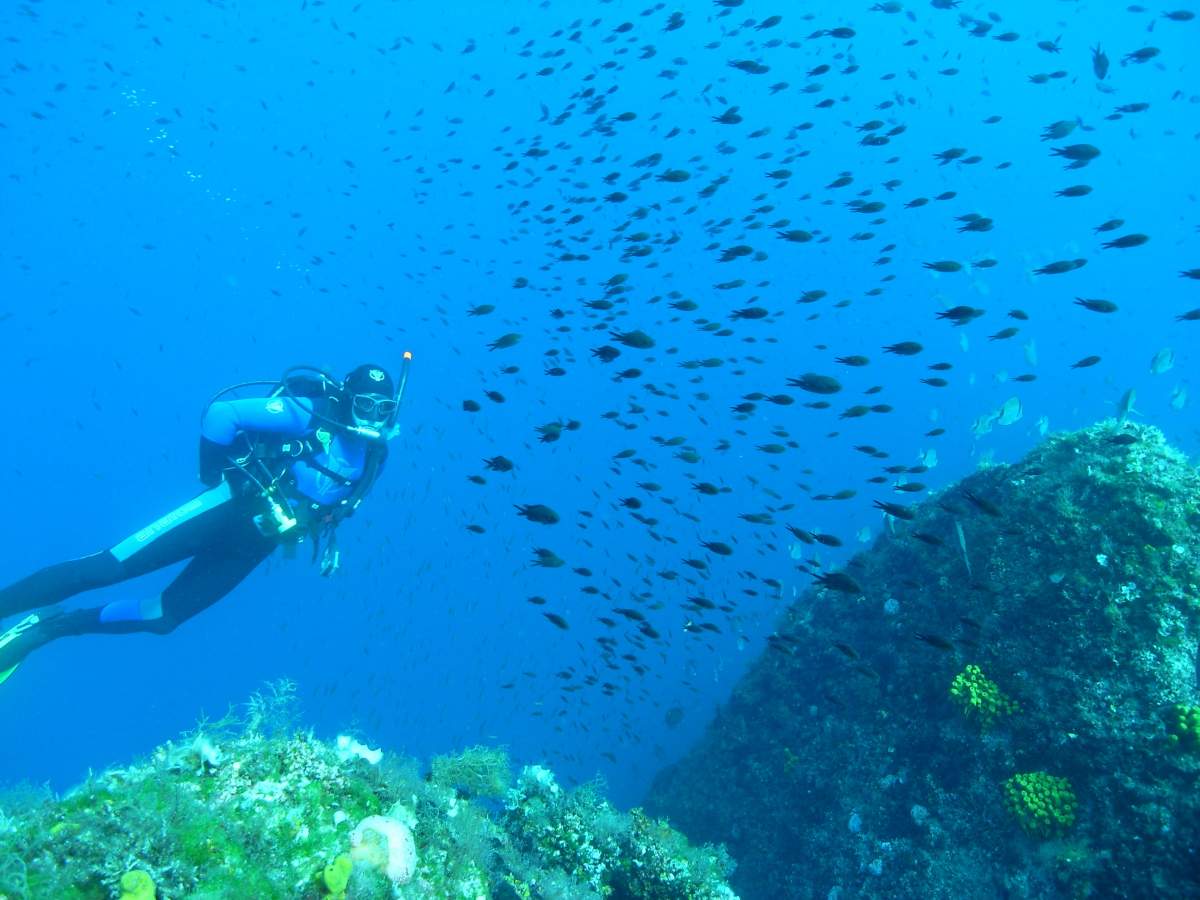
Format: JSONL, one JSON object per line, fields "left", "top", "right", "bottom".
{"left": 647, "top": 422, "right": 1200, "bottom": 899}
{"left": 0, "top": 683, "right": 735, "bottom": 899}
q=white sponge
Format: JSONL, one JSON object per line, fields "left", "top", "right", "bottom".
{"left": 350, "top": 814, "right": 418, "bottom": 885}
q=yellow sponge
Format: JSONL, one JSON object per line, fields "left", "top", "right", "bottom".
{"left": 118, "top": 869, "right": 156, "bottom": 900}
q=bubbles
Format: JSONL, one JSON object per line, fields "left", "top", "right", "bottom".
{"left": 118, "top": 85, "right": 217, "bottom": 200}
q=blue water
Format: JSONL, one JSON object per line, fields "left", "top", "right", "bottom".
{"left": 0, "top": 0, "right": 1196, "bottom": 812}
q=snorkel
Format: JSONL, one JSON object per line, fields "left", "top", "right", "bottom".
{"left": 343, "top": 350, "right": 412, "bottom": 441}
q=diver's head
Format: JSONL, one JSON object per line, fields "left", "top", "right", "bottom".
{"left": 343, "top": 363, "right": 397, "bottom": 431}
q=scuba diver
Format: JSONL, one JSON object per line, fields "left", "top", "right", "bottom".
{"left": 0, "top": 355, "right": 411, "bottom": 686}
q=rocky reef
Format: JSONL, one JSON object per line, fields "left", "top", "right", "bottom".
{"left": 0, "top": 682, "right": 736, "bottom": 899}
{"left": 646, "top": 421, "right": 1200, "bottom": 899}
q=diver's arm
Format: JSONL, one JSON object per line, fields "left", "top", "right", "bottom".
{"left": 198, "top": 397, "right": 314, "bottom": 485}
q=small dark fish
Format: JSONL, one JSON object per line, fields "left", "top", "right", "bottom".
{"left": 935, "top": 305, "right": 985, "bottom": 324}
{"left": 462, "top": 399, "right": 481, "bottom": 412}
{"left": 831, "top": 641, "right": 859, "bottom": 660}
{"left": 1034, "top": 258, "right": 1087, "bottom": 275}
{"left": 543, "top": 612, "right": 570, "bottom": 630}
{"left": 851, "top": 663, "right": 880, "bottom": 681}
{"left": 933, "top": 147, "right": 967, "bottom": 165}
{"left": 1091, "top": 44, "right": 1110, "bottom": 80}
{"left": 516, "top": 504, "right": 560, "bottom": 525}
{"left": 914, "top": 632, "right": 955, "bottom": 651}
{"left": 814, "top": 571, "right": 863, "bottom": 594}
{"left": 778, "top": 229, "right": 815, "bottom": 243}
{"left": 488, "top": 332, "right": 521, "bottom": 351}
{"left": 484, "top": 455, "right": 514, "bottom": 472}
{"left": 883, "top": 341, "right": 923, "bottom": 355}
{"left": 873, "top": 499, "right": 915, "bottom": 520}
{"left": 788, "top": 525, "right": 815, "bottom": 544}
{"left": 1072, "top": 355, "right": 1103, "bottom": 368}
{"left": 1055, "top": 184, "right": 1092, "bottom": 198}
{"left": 1040, "top": 120, "right": 1077, "bottom": 141}
{"left": 912, "top": 532, "right": 944, "bottom": 546}
{"left": 1101, "top": 233, "right": 1149, "bottom": 250}
{"left": 787, "top": 373, "right": 842, "bottom": 394}
{"left": 532, "top": 548, "right": 564, "bottom": 568}
{"left": 962, "top": 490, "right": 1002, "bottom": 517}
{"left": 1122, "top": 47, "right": 1159, "bottom": 64}
{"left": 1074, "top": 298, "right": 1118, "bottom": 313}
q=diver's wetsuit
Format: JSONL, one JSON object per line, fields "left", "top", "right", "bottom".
{"left": 0, "top": 394, "right": 381, "bottom": 670}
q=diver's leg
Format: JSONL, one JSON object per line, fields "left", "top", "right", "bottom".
{"left": 100, "top": 531, "right": 278, "bottom": 635}
{"left": 0, "top": 531, "right": 276, "bottom": 674}
{"left": 0, "top": 484, "right": 239, "bottom": 618}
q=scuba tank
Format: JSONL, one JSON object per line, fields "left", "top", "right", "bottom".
{"left": 199, "top": 354, "right": 413, "bottom": 541}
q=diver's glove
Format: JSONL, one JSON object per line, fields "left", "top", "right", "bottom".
{"left": 199, "top": 437, "right": 230, "bottom": 487}
{"left": 320, "top": 534, "right": 340, "bottom": 577}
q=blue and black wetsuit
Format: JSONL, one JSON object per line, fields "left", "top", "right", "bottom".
{"left": 0, "top": 391, "right": 384, "bottom": 672}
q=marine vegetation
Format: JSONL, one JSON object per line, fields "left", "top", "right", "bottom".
{"left": 648, "top": 422, "right": 1200, "bottom": 899}
{"left": 0, "top": 685, "right": 735, "bottom": 900}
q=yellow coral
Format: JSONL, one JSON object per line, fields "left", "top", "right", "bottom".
{"left": 949, "top": 664, "right": 1019, "bottom": 730}
{"left": 1003, "top": 771, "right": 1077, "bottom": 838}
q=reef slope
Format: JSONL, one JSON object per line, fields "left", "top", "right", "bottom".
{"left": 648, "top": 422, "right": 1200, "bottom": 899}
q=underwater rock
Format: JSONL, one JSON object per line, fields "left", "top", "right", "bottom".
{"left": 0, "top": 689, "right": 736, "bottom": 899}
{"left": 647, "top": 421, "right": 1200, "bottom": 899}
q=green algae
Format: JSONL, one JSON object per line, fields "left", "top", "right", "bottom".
{"left": 0, "top": 684, "right": 735, "bottom": 899}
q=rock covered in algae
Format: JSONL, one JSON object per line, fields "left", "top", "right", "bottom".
{"left": 646, "top": 421, "right": 1200, "bottom": 900}
{"left": 0, "top": 685, "right": 737, "bottom": 899}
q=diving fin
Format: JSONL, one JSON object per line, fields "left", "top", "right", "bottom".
{"left": 0, "top": 613, "right": 42, "bottom": 684}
